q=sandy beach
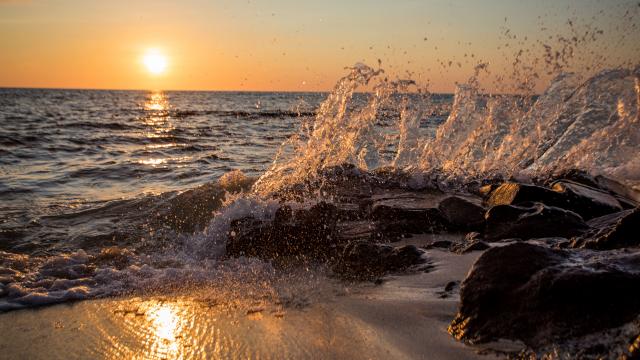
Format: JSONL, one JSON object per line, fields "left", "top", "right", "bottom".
{"left": 0, "top": 246, "right": 499, "bottom": 359}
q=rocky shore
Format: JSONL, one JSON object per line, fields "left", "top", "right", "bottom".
{"left": 225, "top": 166, "right": 640, "bottom": 358}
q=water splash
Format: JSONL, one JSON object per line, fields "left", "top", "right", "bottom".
{"left": 254, "top": 62, "right": 640, "bottom": 195}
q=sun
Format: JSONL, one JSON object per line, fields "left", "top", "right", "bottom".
{"left": 143, "top": 49, "right": 168, "bottom": 75}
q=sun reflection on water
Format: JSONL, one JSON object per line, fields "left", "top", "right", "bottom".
{"left": 136, "top": 302, "right": 186, "bottom": 360}
{"left": 145, "top": 91, "right": 170, "bottom": 112}
{"left": 139, "top": 91, "right": 181, "bottom": 167}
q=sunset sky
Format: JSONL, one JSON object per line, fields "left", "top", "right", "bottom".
{"left": 1, "top": 0, "right": 638, "bottom": 92}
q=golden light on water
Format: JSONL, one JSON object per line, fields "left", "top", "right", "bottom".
{"left": 142, "top": 304, "right": 184, "bottom": 359}
{"left": 144, "top": 91, "right": 169, "bottom": 111}
{"left": 143, "top": 49, "right": 168, "bottom": 75}
{"left": 140, "top": 91, "right": 177, "bottom": 168}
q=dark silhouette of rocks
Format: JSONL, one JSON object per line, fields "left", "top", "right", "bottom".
{"left": 333, "top": 240, "right": 426, "bottom": 279}
{"left": 485, "top": 202, "right": 588, "bottom": 240}
{"left": 487, "top": 181, "right": 624, "bottom": 220}
{"left": 571, "top": 208, "right": 640, "bottom": 249}
{"left": 449, "top": 243, "right": 640, "bottom": 348}
{"left": 222, "top": 166, "right": 640, "bottom": 356}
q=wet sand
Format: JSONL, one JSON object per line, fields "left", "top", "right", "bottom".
{"left": 0, "top": 245, "right": 497, "bottom": 359}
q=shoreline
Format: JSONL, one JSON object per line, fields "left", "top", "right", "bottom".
{"left": 0, "top": 247, "right": 495, "bottom": 359}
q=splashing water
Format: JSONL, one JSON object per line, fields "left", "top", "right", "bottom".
{"left": 254, "top": 62, "right": 640, "bottom": 195}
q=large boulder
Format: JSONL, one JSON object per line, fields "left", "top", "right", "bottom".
{"left": 570, "top": 208, "right": 640, "bottom": 250}
{"left": 485, "top": 202, "right": 588, "bottom": 241}
{"left": 438, "top": 196, "right": 485, "bottom": 231}
{"left": 449, "top": 243, "right": 640, "bottom": 347}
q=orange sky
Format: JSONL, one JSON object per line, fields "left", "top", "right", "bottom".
{"left": 1, "top": 0, "right": 638, "bottom": 92}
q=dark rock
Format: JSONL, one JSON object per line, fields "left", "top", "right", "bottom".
{"left": 571, "top": 208, "right": 640, "bottom": 250}
{"left": 593, "top": 175, "right": 640, "bottom": 204}
{"left": 550, "top": 180, "right": 623, "bottom": 219}
{"left": 486, "top": 182, "right": 566, "bottom": 208}
{"left": 548, "top": 170, "right": 639, "bottom": 208}
{"left": 544, "top": 168, "right": 601, "bottom": 189}
{"left": 335, "top": 221, "right": 375, "bottom": 242}
{"left": 335, "top": 202, "right": 366, "bottom": 221}
{"left": 449, "top": 243, "right": 640, "bottom": 347}
{"left": 334, "top": 241, "right": 426, "bottom": 279}
{"left": 273, "top": 205, "right": 293, "bottom": 224}
{"left": 451, "top": 240, "right": 490, "bottom": 254}
{"left": 485, "top": 203, "right": 588, "bottom": 241}
{"left": 487, "top": 181, "right": 623, "bottom": 220}
{"left": 226, "top": 202, "right": 340, "bottom": 262}
{"left": 616, "top": 195, "right": 639, "bottom": 210}
{"left": 438, "top": 196, "right": 485, "bottom": 231}
{"left": 371, "top": 205, "right": 449, "bottom": 237}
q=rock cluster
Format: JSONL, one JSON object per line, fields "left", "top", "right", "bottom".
{"left": 450, "top": 173, "right": 640, "bottom": 357}
{"left": 223, "top": 166, "right": 640, "bottom": 356}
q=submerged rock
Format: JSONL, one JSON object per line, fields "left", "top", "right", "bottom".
{"left": 571, "top": 208, "right": 640, "bottom": 250}
{"left": 485, "top": 202, "right": 588, "bottom": 241}
{"left": 449, "top": 243, "right": 640, "bottom": 347}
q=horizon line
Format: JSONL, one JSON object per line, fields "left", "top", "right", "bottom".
{"left": 0, "top": 85, "right": 334, "bottom": 93}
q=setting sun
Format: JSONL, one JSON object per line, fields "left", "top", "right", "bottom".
{"left": 143, "top": 50, "right": 168, "bottom": 75}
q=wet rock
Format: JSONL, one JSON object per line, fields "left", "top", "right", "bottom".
{"left": 487, "top": 181, "right": 622, "bottom": 220}
{"left": 438, "top": 196, "right": 485, "bottom": 231}
{"left": 226, "top": 202, "right": 340, "bottom": 262}
{"left": 486, "top": 182, "right": 566, "bottom": 208}
{"left": 334, "top": 202, "right": 367, "bottom": 221}
{"left": 570, "top": 208, "right": 640, "bottom": 250}
{"left": 485, "top": 203, "right": 588, "bottom": 241}
{"left": 334, "top": 241, "right": 426, "bottom": 279}
{"left": 550, "top": 180, "right": 623, "bottom": 219}
{"left": 368, "top": 190, "right": 451, "bottom": 233}
{"left": 450, "top": 240, "right": 490, "bottom": 254}
{"left": 449, "top": 243, "right": 640, "bottom": 347}
{"left": 335, "top": 221, "right": 375, "bottom": 243}
{"left": 371, "top": 205, "right": 449, "bottom": 237}
{"left": 464, "top": 232, "right": 482, "bottom": 242}
{"left": 593, "top": 175, "right": 640, "bottom": 204}
{"left": 549, "top": 170, "right": 640, "bottom": 208}
{"left": 548, "top": 168, "right": 601, "bottom": 188}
